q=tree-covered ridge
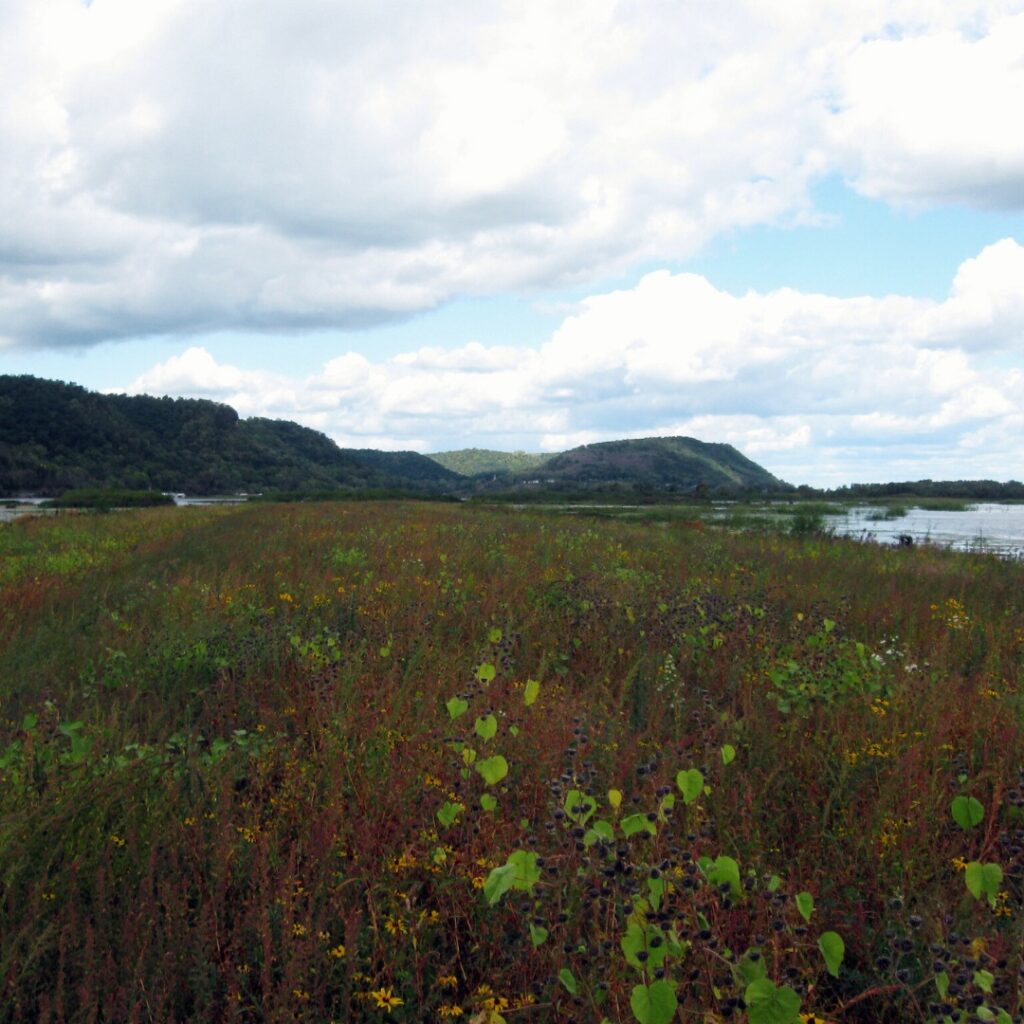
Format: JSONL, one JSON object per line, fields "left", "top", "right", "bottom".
{"left": 0, "top": 376, "right": 443, "bottom": 496}
{"left": 0, "top": 375, "right": 789, "bottom": 499}
{"left": 529, "top": 436, "right": 785, "bottom": 491}
{"left": 340, "top": 448, "right": 462, "bottom": 484}
{"left": 426, "top": 448, "right": 552, "bottom": 477}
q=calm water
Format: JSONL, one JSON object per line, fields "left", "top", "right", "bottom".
{"left": 825, "top": 503, "right": 1024, "bottom": 558}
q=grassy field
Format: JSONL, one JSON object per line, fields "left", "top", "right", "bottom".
{"left": 2, "top": 502, "right": 1023, "bottom": 1024}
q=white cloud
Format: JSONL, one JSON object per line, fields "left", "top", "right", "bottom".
{"left": 3, "top": 1, "right": 1024, "bottom": 349}
{"left": 831, "top": 12, "right": 1024, "bottom": 208}
{"left": 121, "top": 242, "right": 1024, "bottom": 485}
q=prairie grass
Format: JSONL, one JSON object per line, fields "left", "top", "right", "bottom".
{"left": 1, "top": 502, "right": 1023, "bottom": 1023}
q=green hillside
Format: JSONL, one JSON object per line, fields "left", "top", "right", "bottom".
{"left": 426, "top": 448, "right": 551, "bottom": 476}
{"left": 514, "top": 435, "right": 785, "bottom": 492}
{"left": 342, "top": 448, "right": 463, "bottom": 485}
{"left": 0, "top": 376, "right": 440, "bottom": 496}
{"left": 0, "top": 376, "right": 786, "bottom": 499}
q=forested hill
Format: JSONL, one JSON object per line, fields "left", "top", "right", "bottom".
{"left": 0, "top": 376, "right": 449, "bottom": 495}
{"left": 0, "top": 374, "right": 787, "bottom": 497}
{"left": 496, "top": 436, "right": 785, "bottom": 492}
{"left": 426, "top": 448, "right": 552, "bottom": 476}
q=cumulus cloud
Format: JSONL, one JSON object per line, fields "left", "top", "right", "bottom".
{"left": 3, "top": 1, "right": 1024, "bottom": 348}
{"left": 121, "top": 241, "right": 1024, "bottom": 485}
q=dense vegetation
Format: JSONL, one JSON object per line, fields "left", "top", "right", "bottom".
{"left": 43, "top": 489, "right": 175, "bottom": 510}
{"left": 533, "top": 437, "right": 784, "bottom": 491}
{"left": 427, "top": 449, "right": 553, "bottom": 477}
{"left": 815, "top": 482, "right": 1024, "bottom": 502}
{"left": 0, "top": 376, "right": 446, "bottom": 496}
{"left": 1, "top": 376, "right": 789, "bottom": 499}
{"left": 2, "top": 502, "right": 1023, "bottom": 1023}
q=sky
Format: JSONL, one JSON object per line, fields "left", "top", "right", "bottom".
{"left": 2, "top": 1, "right": 1024, "bottom": 487}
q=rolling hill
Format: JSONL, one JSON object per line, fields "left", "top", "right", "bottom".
{"left": 0, "top": 375, "right": 787, "bottom": 498}
{"left": 0, "top": 376, "right": 448, "bottom": 496}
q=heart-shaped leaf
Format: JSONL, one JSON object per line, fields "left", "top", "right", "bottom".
{"left": 744, "top": 978, "right": 802, "bottom": 1024}
{"left": 476, "top": 755, "right": 509, "bottom": 786}
{"left": 474, "top": 714, "right": 498, "bottom": 740}
{"left": 951, "top": 795, "right": 984, "bottom": 830}
{"left": 676, "top": 768, "right": 704, "bottom": 805}
{"left": 629, "top": 980, "right": 677, "bottom": 1024}
{"left": 446, "top": 697, "right": 469, "bottom": 719}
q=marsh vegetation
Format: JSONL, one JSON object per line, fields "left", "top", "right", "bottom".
{"left": 2, "top": 502, "right": 1023, "bottom": 1023}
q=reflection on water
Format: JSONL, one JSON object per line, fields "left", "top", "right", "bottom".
{"left": 826, "top": 504, "right": 1024, "bottom": 558}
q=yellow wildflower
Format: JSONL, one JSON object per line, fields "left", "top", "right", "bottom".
{"left": 369, "top": 988, "right": 404, "bottom": 1011}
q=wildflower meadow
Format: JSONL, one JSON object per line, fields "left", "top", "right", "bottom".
{"left": 2, "top": 501, "right": 1023, "bottom": 1024}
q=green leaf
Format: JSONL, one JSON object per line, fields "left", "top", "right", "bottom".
{"left": 735, "top": 948, "right": 768, "bottom": 985}
{"left": 951, "top": 795, "right": 984, "bottom": 830}
{"left": 934, "top": 971, "right": 949, "bottom": 999}
{"left": 584, "top": 820, "right": 615, "bottom": 846}
{"left": 524, "top": 678, "right": 540, "bottom": 706}
{"left": 965, "top": 861, "right": 1003, "bottom": 901}
{"left": 744, "top": 978, "right": 802, "bottom": 1024}
{"left": 629, "top": 980, "right": 677, "bottom": 1024}
{"left": 529, "top": 922, "right": 548, "bottom": 946}
{"left": 474, "top": 714, "right": 498, "bottom": 740}
{"left": 437, "top": 801, "right": 464, "bottom": 827}
{"left": 676, "top": 768, "right": 704, "bottom": 805}
{"left": 487, "top": 627, "right": 503, "bottom": 644}
{"left": 483, "top": 863, "right": 517, "bottom": 905}
{"left": 647, "top": 876, "right": 667, "bottom": 910}
{"left": 476, "top": 662, "right": 496, "bottom": 683}
{"left": 818, "top": 931, "right": 844, "bottom": 978}
{"left": 621, "top": 921, "right": 667, "bottom": 971}
{"left": 446, "top": 697, "right": 469, "bottom": 719}
{"left": 621, "top": 813, "right": 657, "bottom": 837}
{"left": 608, "top": 788, "right": 622, "bottom": 810}
{"left": 482, "top": 850, "right": 541, "bottom": 905}
{"left": 558, "top": 968, "right": 578, "bottom": 995}
{"left": 721, "top": 743, "right": 736, "bottom": 765}
{"left": 706, "top": 855, "right": 741, "bottom": 896}
{"left": 795, "top": 891, "right": 814, "bottom": 923}
{"left": 974, "top": 969, "right": 995, "bottom": 994}
{"left": 767, "top": 874, "right": 782, "bottom": 892}
{"left": 564, "top": 789, "right": 597, "bottom": 824}
{"left": 480, "top": 793, "right": 498, "bottom": 812}
{"left": 476, "top": 755, "right": 509, "bottom": 786}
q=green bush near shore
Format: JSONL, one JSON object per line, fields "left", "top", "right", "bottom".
{"left": 43, "top": 488, "right": 175, "bottom": 510}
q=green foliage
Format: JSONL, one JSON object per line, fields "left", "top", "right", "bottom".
{"left": 4, "top": 499, "right": 1024, "bottom": 1024}
{"left": 446, "top": 696, "right": 469, "bottom": 719}
{"left": 951, "top": 794, "right": 984, "bottom": 830}
{"left": 744, "top": 978, "right": 802, "bottom": 1024}
{"left": 46, "top": 489, "right": 174, "bottom": 509}
{"left": 676, "top": 767, "right": 704, "bottom": 804}
{"left": 965, "top": 861, "right": 1003, "bottom": 904}
{"left": 795, "top": 891, "right": 814, "bottom": 922}
{"left": 475, "top": 754, "right": 508, "bottom": 786}
{"left": 818, "top": 931, "right": 845, "bottom": 978}
{"left": 629, "top": 980, "right": 677, "bottom": 1024}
